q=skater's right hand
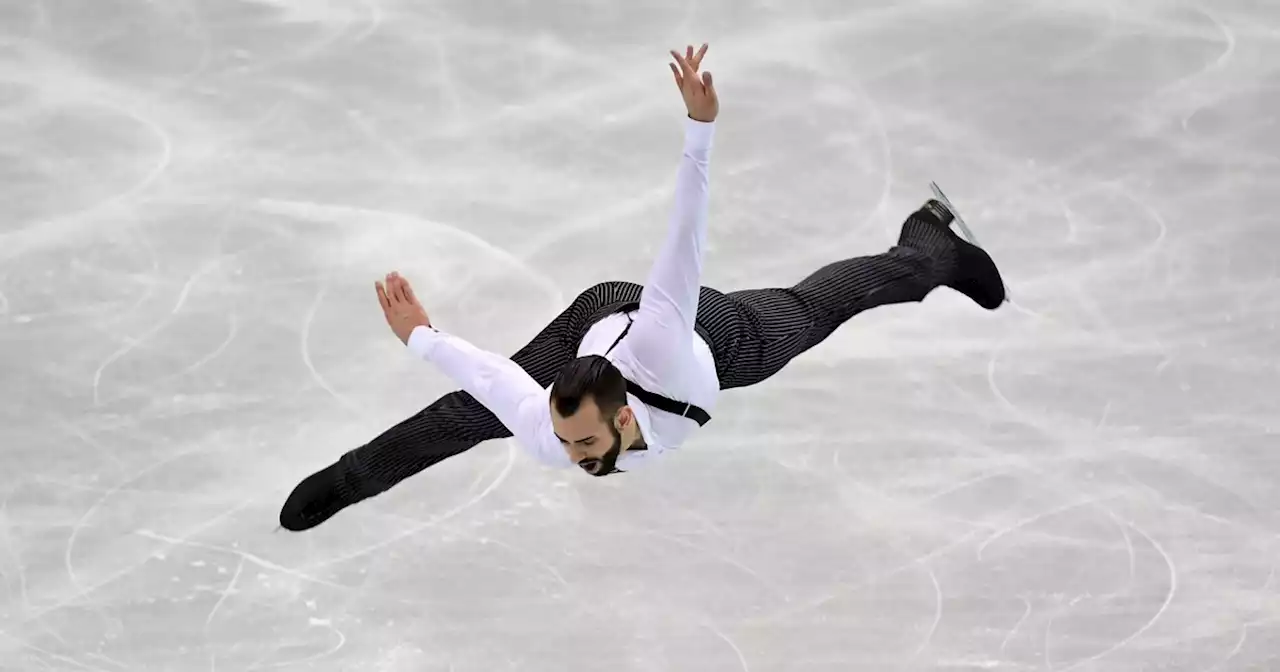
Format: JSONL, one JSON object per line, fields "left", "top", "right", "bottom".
{"left": 669, "top": 43, "right": 718, "bottom": 122}
{"left": 376, "top": 271, "right": 432, "bottom": 346}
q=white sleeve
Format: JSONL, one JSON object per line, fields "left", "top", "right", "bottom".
{"left": 406, "top": 325, "right": 573, "bottom": 469}
{"left": 622, "top": 117, "right": 715, "bottom": 383}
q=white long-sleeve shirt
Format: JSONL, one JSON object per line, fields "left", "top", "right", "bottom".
{"left": 406, "top": 117, "right": 720, "bottom": 471}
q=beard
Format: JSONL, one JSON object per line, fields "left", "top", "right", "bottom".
{"left": 578, "top": 423, "right": 626, "bottom": 477}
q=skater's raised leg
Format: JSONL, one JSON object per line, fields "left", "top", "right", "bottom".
{"left": 695, "top": 199, "right": 1004, "bottom": 390}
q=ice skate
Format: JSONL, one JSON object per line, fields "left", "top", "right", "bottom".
{"left": 925, "top": 182, "right": 1008, "bottom": 309}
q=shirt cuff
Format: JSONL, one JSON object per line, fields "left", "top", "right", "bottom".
{"left": 684, "top": 116, "right": 715, "bottom": 151}
{"left": 406, "top": 324, "right": 441, "bottom": 359}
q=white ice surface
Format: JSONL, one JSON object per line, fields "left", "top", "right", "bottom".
{"left": 1, "top": 0, "right": 1278, "bottom": 670}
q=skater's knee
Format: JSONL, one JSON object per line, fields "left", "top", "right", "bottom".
{"left": 575, "top": 281, "right": 619, "bottom": 306}
{"left": 578, "top": 280, "right": 640, "bottom": 305}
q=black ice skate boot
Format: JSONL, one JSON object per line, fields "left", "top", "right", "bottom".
{"left": 279, "top": 457, "right": 373, "bottom": 531}
{"left": 913, "top": 182, "right": 1007, "bottom": 310}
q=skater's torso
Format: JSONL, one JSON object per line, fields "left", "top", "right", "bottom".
{"left": 570, "top": 306, "right": 720, "bottom": 469}
{"left": 407, "top": 119, "right": 721, "bottom": 473}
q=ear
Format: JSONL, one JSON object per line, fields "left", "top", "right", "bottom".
{"left": 615, "top": 405, "right": 633, "bottom": 430}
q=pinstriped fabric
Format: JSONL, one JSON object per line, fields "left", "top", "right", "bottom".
{"left": 699, "top": 205, "right": 957, "bottom": 389}
{"left": 280, "top": 205, "right": 960, "bottom": 529}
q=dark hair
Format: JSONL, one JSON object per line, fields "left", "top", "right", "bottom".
{"left": 550, "top": 355, "right": 628, "bottom": 420}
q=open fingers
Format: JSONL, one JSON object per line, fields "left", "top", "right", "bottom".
{"left": 670, "top": 49, "right": 697, "bottom": 83}
{"left": 691, "top": 43, "right": 708, "bottom": 68}
{"left": 669, "top": 61, "right": 683, "bottom": 90}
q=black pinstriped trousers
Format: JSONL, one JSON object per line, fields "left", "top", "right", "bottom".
{"left": 280, "top": 207, "right": 958, "bottom": 529}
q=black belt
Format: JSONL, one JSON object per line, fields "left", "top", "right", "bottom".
{"left": 601, "top": 312, "right": 712, "bottom": 427}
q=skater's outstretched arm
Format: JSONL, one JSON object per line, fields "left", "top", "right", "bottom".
{"left": 376, "top": 272, "right": 572, "bottom": 469}
{"left": 625, "top": 45, "right": 719, "bottom": 379}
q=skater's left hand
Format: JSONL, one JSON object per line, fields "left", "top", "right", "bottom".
{"left": 669, "top": 43, "right": 717, "bottom": 123}
{"left": 376, "top": 272, "right": 432, "bottom": 345}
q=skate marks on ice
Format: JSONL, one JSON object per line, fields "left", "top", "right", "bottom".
{"left": 242, "top": 198, "right": 566, "bottom": 422}
{"left": 735, "top": 9, "right": 1280, "bottom": 659}
{"left": 1, "top": 0, "right": 1280, "bottom": 670}
{"left": 0, "top": 5, "right": 417, "bottom": 671}
{"left": 231, "top": 0, "right": 388, "bottom": 66}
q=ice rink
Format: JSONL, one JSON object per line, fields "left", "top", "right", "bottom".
{"left": 2, "top": 0, "right": 1278, "bottom": 669}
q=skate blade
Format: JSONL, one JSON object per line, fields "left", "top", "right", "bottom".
{"left": 929, "top": 181, "right": 1011, "bottom": 304}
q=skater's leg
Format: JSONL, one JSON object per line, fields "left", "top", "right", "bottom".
{"left": 279, "top": 390, "right": 509, "bottom": 531}
{"left": 703, "top": 202, "right": 962, "bottom": 390}
{"left": 279, "top": 281, "right": 643, "bottom": 531}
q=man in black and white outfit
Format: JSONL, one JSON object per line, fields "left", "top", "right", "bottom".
{"left": 279, "top": 44, "right": 1007, "bottom": 532}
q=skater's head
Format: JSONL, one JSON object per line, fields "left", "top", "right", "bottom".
{"left": 550, "top": 355, "right": 638, "bottom": 476}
